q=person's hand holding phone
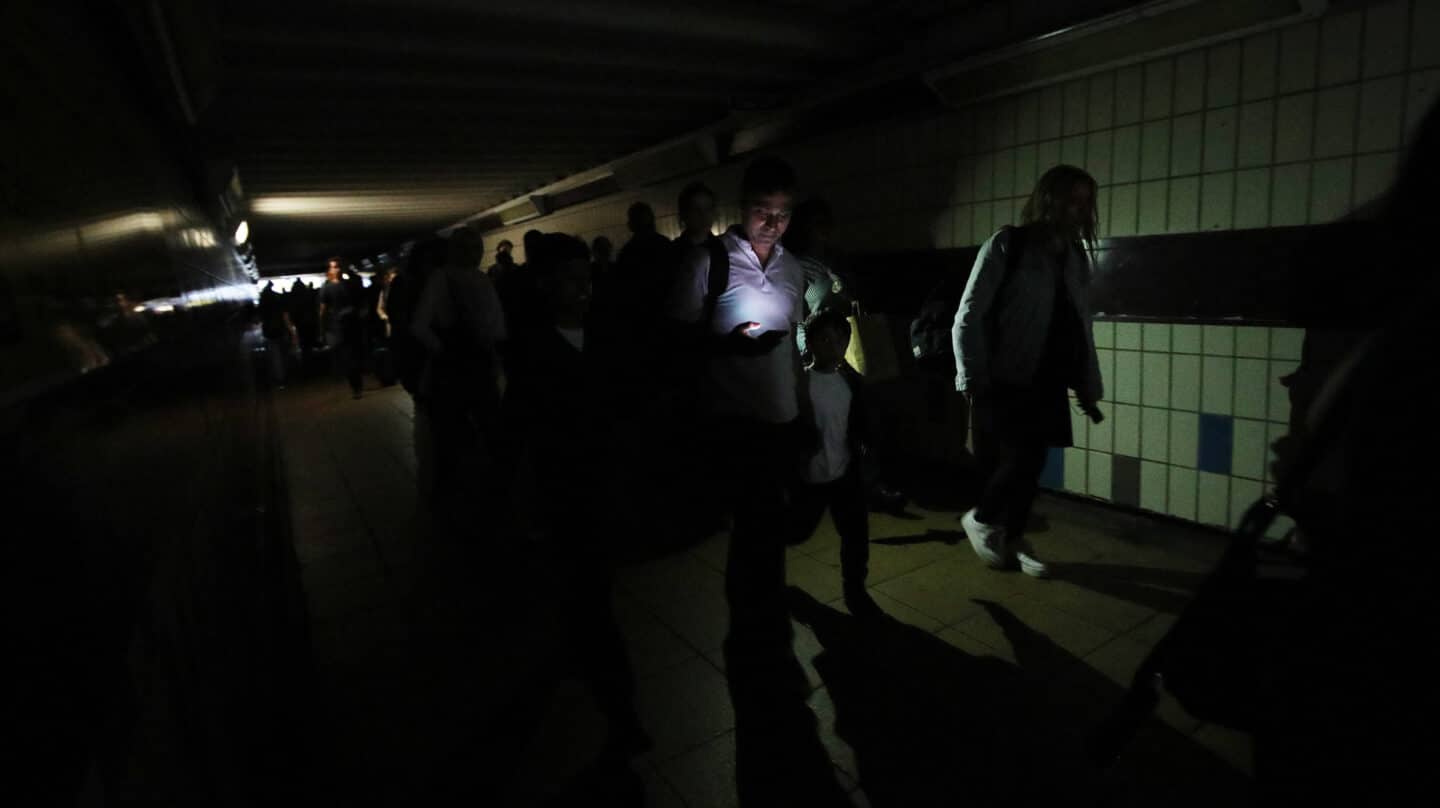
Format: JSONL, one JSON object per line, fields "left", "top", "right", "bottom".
{"left": 726, "top": 321, "right": 788, "bottom": 356}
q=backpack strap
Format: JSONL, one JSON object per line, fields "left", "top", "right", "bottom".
{"left": 701, "top": 236, "right": 729, "bottom": 328}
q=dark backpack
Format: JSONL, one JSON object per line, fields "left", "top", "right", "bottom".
{"left": 908, "top": 224, "right": 1028, "bottom": 374}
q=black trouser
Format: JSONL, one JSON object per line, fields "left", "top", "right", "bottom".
{"left": 971, "top": 391, "right": 1054, "bottom": 541}
{"left": 331, "top": 317, "right": 365, "bottom": 394}
{"left": 712, "top": 417, "right": 795, "bottom": 646}
{"left": 789, "top": 464, "right": 869, "bottom": 586}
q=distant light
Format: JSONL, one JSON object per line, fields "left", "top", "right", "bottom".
{"left": 153, "top": 304, "right": 175, "bottom": 313}
{"left": 234, "top": 219, "right": 250, "bottom": 245}
{"left": 133, "top": 305, "right": 147, "bottom": 313}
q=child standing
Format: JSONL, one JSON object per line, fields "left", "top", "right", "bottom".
{"left": 790, "top": 309, "right": 882, "bottom": 617}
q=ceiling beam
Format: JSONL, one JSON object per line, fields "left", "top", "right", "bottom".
{"left": 232, "top": 68, "right": 755, "bottom": 102}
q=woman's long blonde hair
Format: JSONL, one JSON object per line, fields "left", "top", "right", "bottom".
{"left": 1021, "top": 165, "right": 1100, "bottom": 269}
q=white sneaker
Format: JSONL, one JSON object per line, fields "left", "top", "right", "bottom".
{"left": 961, "top": 508, "right": 1008, "bottom": 568}
{"left": 1013, "top": 539, "right": 1051, "bottom": 578}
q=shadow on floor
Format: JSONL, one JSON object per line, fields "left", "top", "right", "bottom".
{"left": 786, "top": 588, "right": 1249, "bottom": 807}
{"left": 1057, "top": 562, "right": 1210, "bottom": 614}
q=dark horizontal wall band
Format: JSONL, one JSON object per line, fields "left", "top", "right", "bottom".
{"left": 847, "top": 222, "right": 1373, "bottom": 326}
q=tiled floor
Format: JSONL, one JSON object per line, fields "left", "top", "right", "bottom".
{"left": 280, "top": 380, "right": 1253, "bottom": 806}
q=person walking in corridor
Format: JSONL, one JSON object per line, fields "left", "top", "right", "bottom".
{"left": 954, "top": 164, "right": 1105, "bottom": 578}
{"left": 318, "top": 258, "right": 365, "bottom": 398}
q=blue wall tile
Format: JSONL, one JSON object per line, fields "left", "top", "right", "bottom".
{"left": 1198, "top": 413, "right": 1235, "bottom": 474}
{"left": 1040, "top": 446, "right": 1065, "bottom": 489}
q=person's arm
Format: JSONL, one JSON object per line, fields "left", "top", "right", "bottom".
{"left": 952, "top": 230, "right": 1009, "bottom": 395}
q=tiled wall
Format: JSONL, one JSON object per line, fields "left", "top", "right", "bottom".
{"left": 479, "top": 0, "right": 1440, "bottom": 531}
{"left": 1040, "top": 321, "right": 1303, "bottom": 534}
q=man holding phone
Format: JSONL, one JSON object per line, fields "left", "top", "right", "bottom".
{"left": 667, "top": 156, "right": 807, "bottom": 652}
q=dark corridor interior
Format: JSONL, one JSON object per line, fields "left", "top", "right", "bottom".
{"left": 5, "top": 1, "right": 1440, "bottom": 806}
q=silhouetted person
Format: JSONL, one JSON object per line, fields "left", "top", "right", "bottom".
{"left": 667, "top": 156, "right": 808, "bottom": 651}
{"left": 288, "top": 277, "right": 318, "bottom": 372}
{"left": 674, "top": 181, "right": 718, "bottom": 250}
{"left": 955, "top": 164, "right": 1105, "bottom": 578}
{"left": 615, "top": 202, "right": 674, "bottom": 312}
{"left": 411, "top": 226, "right": 507, "bottom": 533}
{"left": 587, "top": 234, "right": 610, "bottom": 279}
{"left": 787, "top": 309, "right": 880, "bottom": 617}
{"left": 495, "top": 230, "right": 543, "bottom": 333}
{"left": 784, "top": 198, "right": 850, "bottom": 332}
{"left": 258, "top": 280, "right": 296, "bottom": 388}
{"left": 502, "top": 233, "right": 650, "bottom": 774}
{"left": 318, "top": 257, "right": 365, "bottom": 398}
{"left": 375, "top": 267, "right": 398, "bottom": 340}
{"left": 487, "top": 238, "right": 515, "bottom": 279}
{"left": 388, "top": 238, "right": 447, "bottom": 398}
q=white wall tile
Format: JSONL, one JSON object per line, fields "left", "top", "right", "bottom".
{"left": 1116, "top": 64, "right": 1144, "bottom": 124}
{"left": 1036, "top": 138, "right": 1062, "bottom": 175}
{"left": 1086, "top": 129, "right": 1114, "bottom": 186}
{"left": 1141, "top": 120, "right": 1171, "bottom": 180}
{"left": 1202, "top": 107, "right": 1238, "bottom": 172}
{"left": 1090, "top": 393, "right": 1113, "bottom": 451}
{"left": 1088, "top": 451, "right": 1113, "bottom": 500}
{"left": 1096, "top": 348, "right": 1115, "bottom": 401}
{"left": 1235, "top": 167, "right": 1271, "bottom": 229}
{"left": 1271, "top": 163, "right": 1312, "bottom": 227}
{"left": 1202, "top": 356, "right": 1235, "bottom": 415}
{"left": 1173, "top": 323, "right": 1203, "bottom": 354}
{"left": 995, "top": 199, "right": 1015, "bottom": 229}
{"left": 1061, "top": 134, "right": 1087, "bottom": 168}
{"left": 1268, "top": 360, "right": 1300, "bottom": 422}
{"left": 1405, "top": 69, "right": 1440, "bottom": 144}
{"left": 1169, "top": 467, "right": 1198, "bottom": 520}
{"left": 929, "top": 207, "right": 955, "bottom": 248}
{"left": 1279, "top": 22, "right": 1319, "bottom": 93}
{"left": 1319, "top": 10, "right": 1363, "bottom": 87}
{"left": 1232, "top": 418, "right": 1269, "bottom": 481}
{"left": 1203, "top": 324, "right": 1236, "bottom": 355}
{"left": 972, "top": 203, "right": 991, "bottom": 243}
{"left": 1170, "top": 410, "right": 1200, "bottom": 467}
{"left": 1241, "top": 33, "right": 1279, "bottom": 101}
{"left": 1138, "top": 181, "right": 1169, "bottom": 235}
{"left": 1113, "top": 403, "right": 1140, "bottom": 457}
{"left": 954, "top": 203, "right": 974, "bottom": 246}
{"left": 1237, "top": 100, "right": 1276, "bottom": 168}
{"left": 1201, "top": 172, "right": 1235, "bottom": 231}
{"left": 1089, "top": 73, "right": 1116, "bottom": 131}
{"left": 951, "top": 159, "right": 974, "bottom": 204}
{"left": 1236, "top": 326, "right": 1270, "bottom": 358}
{"left": 1170, "top": 113, "right": 1204, "bottom": 176}
{"left": 1115, "top": 322, "right": 1142, "bottom": 350}
{"left": 1144, "top": 58, "right": 1174, "bottom": 120}
{"left": 1198, "top": 471, "right": 1231, "bottom": 527}
{"left": 1309, "top": 157, "right": 1354, "bottom": 224}
{"left": 1314, "top": 85, "right": 1359, "bottom": 158}
{"left": 1013, "top": 142, "right": 1037, "bottom": 195}
{"left": 1108, "top": 183, "right": 1138, "bottom": 236}
{"left": 1093, "top": 321, "right": 1116, "bottom": 349}
{"left": 1354, "top": 151, "right": 1399, "bottom": 207}
{"left": 1064, "top": 79, "right": 1089, "bottom": 135}
{"left": 1015, "top": 91, "right": 1040, "bottom": 145}
{"left": 1415, "top": 0, "right": 1440, "bottom": 69}
{"left": 992, "top": 148, "right": 1016, "bottom": 198}
{"left": 1234, "top": 357, "right": 1270, "bottom": 420}
{"left": 1171, "top": 353, "right": 1202, "bottom": 411}
{"left": 974, "top": 105, "right": 996, "bottom": 152}
{"left": 1038, "top": 85, "right": 1065, "bottom": 140}
{"left": 1064, "top": 447, "right": 1088, "bottom": 493}
{"left": 1364, "top": 0, "right": 1409, "bottom": 77}
{"left": 1142, "top": 322, "right": 1171, "bottom": 352}
{"left": 1114, "top": 350, "right": 1142, "bottom": 404}
{"left": 1208, "top": 41, "right": 1241, "bottom": 108}
{"left": 1142, "top": 353, "right": 1171, "bottom": 407}
{"left": 1358, "top": 76, "right": 1406, "bottom": 152}
{"left": 1141, "top": 461, "right": 1168, "bottom": 512}
{"left": 1175, "top": 49, "right": 1207, "bottom": 113}
{"left": 1168, "top": 176, "right": 1200, "bottom": 232}
{"left": 994, "top": 98, "right": 1018, "bottom": 149}
{"left": 1230, "top": 477, "right": 1264, "bottom": 528}
{"left": 1112, "top": 125, "right": 1141, "bottom": 184}
{"left": 1275, "top": 92, "right": 1316, "bottom": 162}
{"left": 1142, "top": 406, "right": 1170, "bottom": 463}
{"left": 973, "top": 152, "right": 995, "bottom": 201}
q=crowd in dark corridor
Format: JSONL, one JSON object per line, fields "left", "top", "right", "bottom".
{"left": 272, "top": 102, "right": 1439, "bottom": 804}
